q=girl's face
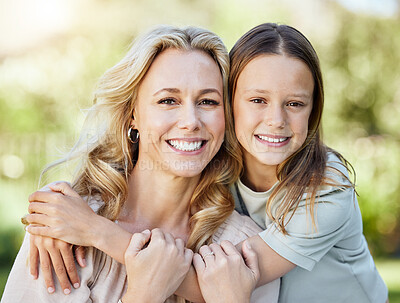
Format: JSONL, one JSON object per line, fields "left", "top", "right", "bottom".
{"left": 133, "top": 48, "right": 225, "bottom": 178}
{"left": 233, "top": 54, "right": 314, "bottom": 170}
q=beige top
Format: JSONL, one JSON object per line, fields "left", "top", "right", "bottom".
{"left": 1, "top": 210, "right": 279, "bottom": 303}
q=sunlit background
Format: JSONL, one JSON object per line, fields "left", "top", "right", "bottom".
{"left": 1, "top": 0, "right": 399, "bottom": 300}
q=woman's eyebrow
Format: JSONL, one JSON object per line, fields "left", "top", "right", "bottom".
{"left": 153, "top": 88, "right": 181, "bottom": 96}
{"left": 153, "top": 88, "right": 221, "bottom": 97}
{"left": 198, "top": 88, "right": 222, "bottom": 97}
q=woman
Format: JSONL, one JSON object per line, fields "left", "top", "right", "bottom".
{"left": 1, "top": 25, "right": 279, "bottom": 303}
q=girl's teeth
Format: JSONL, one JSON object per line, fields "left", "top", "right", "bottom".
{"left": 169, "top": 140, "right": 203, "bottom": 151}
{"left": 258, "top": 135, "right": 288, "bottom": 143}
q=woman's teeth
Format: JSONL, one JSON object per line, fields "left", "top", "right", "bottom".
{"left": 257, "top": 135, "right": 288, "bottom": 143}
{"left": 168, "top": 140, "right": 203, "bottom": 151}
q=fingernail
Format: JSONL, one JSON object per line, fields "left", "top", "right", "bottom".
{"left": 47, "top": 287, "right": 55, "bottom": 294}
{"left": 31, "top": 274, "right": 37, "bottom": 280}
{"left": 143, "top": 229, "right": 150, "bottom": 234}
{"left": 64, "top": 288, "right": 71, "bottom": 295}
{"left": 73, "top": 283, "right": 80, "bottom": 289}
{"left": 245, "top": 241, "right": 252, "bottom": 249}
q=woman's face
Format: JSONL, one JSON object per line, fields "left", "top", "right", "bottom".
{"left": 233, "top": 54, "right": 314, "bottom": 170}
{"left": 132, "top": 48, "right": 225, "bottom": 177}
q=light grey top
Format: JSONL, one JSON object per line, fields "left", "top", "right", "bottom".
{"left": 231, "top": 152, "right": 388, "bottom": 303}
{"left": 1, "top": 205, "right": 279, "bottom": 303}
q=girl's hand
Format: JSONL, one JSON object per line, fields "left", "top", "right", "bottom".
{"left": 122, "top": 229, "right": 194, "bottom": 303}
{"left": 193, "top": 240, "right": 260, "bottom": 303}
{"left": 25, "top": 182, "right": 100, "bottom": 247}
{"left": 29, "top": 234, "right": 86, "bottom": 295}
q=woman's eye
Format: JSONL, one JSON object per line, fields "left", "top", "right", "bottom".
{"left": 199, "top": 99, "right": 220, "bottom": 106}
{"left": 158, "top": 98, "right": 177, "bottom": 105}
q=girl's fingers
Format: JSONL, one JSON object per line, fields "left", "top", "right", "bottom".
{"left": 184, "top": 248, "right": 194, "bottom": 264}
{"left": 28, "top": 202, "right": 53, "bottom": 215}
{"left": 29, "top": 237, "right": 39, "bottom": 279}
{"left": 60, "top": 246, "right": 80, "bottom": 289}
{"left": 37, "top": 249, "right": 55, "bottom": 294}
{"left": 48, "top": 182, "right": 80, "bottom": 198}
{"left": 164, "top": 232, "right": 175, "bottom": 245}
{"left": 126, "top": 230, "right": 151, "bottom": 257}
{"left": 28, "top": 191, "right": 60, "bottom": 204}
{"left": 175, "top": 238, "right": 185, "bottom": 254}
{"left": 150, "top": 228, "right": 165, "bottom": 242}
{"left": 26, "top": 213, "right": 52, "bottom": 226}
{"left": 75, "top": 246, "right": 87, "bottom": 268}
{"left": 26, "top": 225, "right": 52, "bottom": 238}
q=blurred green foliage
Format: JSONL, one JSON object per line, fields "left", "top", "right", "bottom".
{"left": 1, "top": 0, "right": 399, "bottom": 299}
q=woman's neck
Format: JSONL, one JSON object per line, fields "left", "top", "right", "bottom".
{"left": 118, "top": 164, "right": 200, "bottom": 240}
{"left": 241, "top": 152, "right": 278, "bottom": 192}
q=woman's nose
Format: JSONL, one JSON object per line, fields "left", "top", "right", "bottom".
{"left": 177, "top": 103, "right": 201, "bottom": 131}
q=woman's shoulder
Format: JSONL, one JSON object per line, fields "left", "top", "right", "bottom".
{"left": 84, "top": 194, "right": 105, "bottom": 214}
{"left": 212, "top": 211, "right": 262, "bottom": 245}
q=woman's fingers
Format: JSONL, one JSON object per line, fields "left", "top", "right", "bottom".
{"left": 29, "top": 236, "right": 39, "bottom": 279}
{"left": 74, "top": 246, "right": 87, "bottom": 268}
{"left": 193, "top": 252, "right": 206, "bottom": 272}
{"left": 60, "top": 245, "right": 80, "bottom": 289}
{"left": 47, "top": 247, "right": 71, "bottom": 295}
{"left": 241, "top": 241, "right": 260, "bottom": 281}
{"left": 37, "top": 248, "right": 55, "bottom": 294}
{"left": 220, "top": 240, "right": 239, "bottom": 256}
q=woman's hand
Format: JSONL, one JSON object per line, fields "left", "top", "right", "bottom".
{"left": 29, "top": 234, "right": 86, "bottom": 295}
{"left": 193, "top": 240, "right": 260, "bottom": 303}
{"left": 122, "top": 229, "right": 194, "bottom": 303}
{"left": 25, "top": 182, "right": 100, "bottom": 247}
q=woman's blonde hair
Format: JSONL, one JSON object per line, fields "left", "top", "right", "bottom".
{"left": 229, "top": 23, "right": 354, "bottom": 234}
{"left": 44, "top": 25, "right": 241, "bottom": 252}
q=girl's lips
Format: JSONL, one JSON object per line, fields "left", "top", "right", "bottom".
{"left": 255, "top": 134, "right": 291, "bottom": 147}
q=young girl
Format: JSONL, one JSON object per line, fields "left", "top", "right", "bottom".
{"left": 194, "top": 22, "right": 388, "bottom": 303}
{"left": 21, "top": 23, "right": 387, "bottom": 302}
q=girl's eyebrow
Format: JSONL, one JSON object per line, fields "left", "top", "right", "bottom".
{"left": 243, "top": 88, "right": 311, "bottom": 99}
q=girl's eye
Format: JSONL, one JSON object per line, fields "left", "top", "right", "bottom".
{"left": 287, "top": 101, "right": 303, "bottom": 107}
{"left": 250, "top": 98, "right": 266, "bottom": 104}
{"left": 199, "top": 99, "right": 220, "bottom": 106}
{"left": 158, "top": 98, "right": 177, "bottom": 105}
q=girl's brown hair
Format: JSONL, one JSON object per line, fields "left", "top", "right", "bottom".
{"left": 229, "top": 23, "right": 353, "bottom": 233}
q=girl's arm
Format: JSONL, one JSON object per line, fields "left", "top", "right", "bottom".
{"left": 240, "top": 235, "right": 296, "bottom": 286}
